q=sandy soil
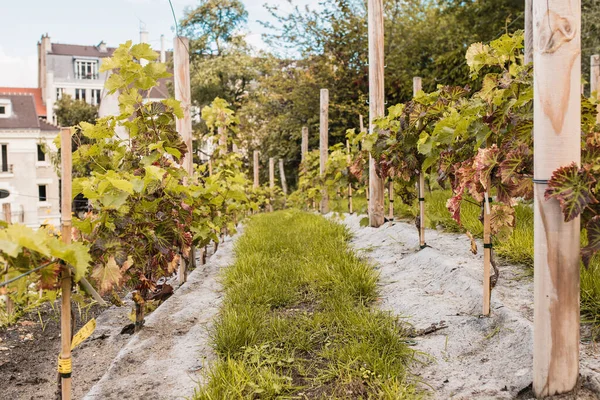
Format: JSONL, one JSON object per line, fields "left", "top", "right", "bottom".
{"left": 82, "top": 234, "right": 236, "bottom": 400}
{"left": 337, "top": 214, "right": 600, "bottom": 400}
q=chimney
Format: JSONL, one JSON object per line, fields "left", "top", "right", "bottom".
{"left": 98, "top": 41, "right": 107, "bottom": 53}
{"left": 160, "top": 34, "right": 166, "bottom": 63}
{"left": 140, "top": 27, "right": 149, "bottom": 67}
{"left": 41, "top": 33, "right": 51, "bottom": 54}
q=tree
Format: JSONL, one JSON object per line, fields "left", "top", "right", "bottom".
{"left": 54, "top": 94, "right": 98, "bottom": 128}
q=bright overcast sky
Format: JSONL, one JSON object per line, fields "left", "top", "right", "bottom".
{"left": 0, "top": 0, "right": 312, "bottom": 87}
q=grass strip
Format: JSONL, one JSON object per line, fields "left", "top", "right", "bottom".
{"left": 194, "top": 210, "right": 421, "bottom": 399}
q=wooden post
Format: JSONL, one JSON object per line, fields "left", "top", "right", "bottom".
{"left": 59, "top": 127, "right": 73, "bottom": 400}
{"left": 360, "top": 115, "right": 369, "bottom": 209}
{"left": 278, "top": 159, "right": 288, "bottom": 195}
{"left": 533, "top": 1, "right": 581, "bottom": 396}
{"left": 346, "top": 140, "right": 353, "bottom": 214}
{"left": 591, "top": 55, "right": 600, "bottom": 123}
{"left": 2, "top": 203, "right": 13, "bottom": 316}
{"left": 301, "top": 127, "right": 309, "bottom": 163}
{"left": 413, "top": 77, "right": 426, "bottom": 248}
{"left": 368, "top": 0, "right": 385, "bottom": 227}
{"left": 269, "top": 157, "right": 275, "bottom": 212}
{"left": 253, "top": 151, "right": 259, "bottom": 188}
{"left": 320, "top": 89, "right": 329, "bottom": 214}
{"left": 218, "top": 126, "right": 227, "bottom": 148}
{"left": 174, "top": 36, "right": 194, "bottom": 285}
{"left": 525, "top": 0, "right": 534, "bottom": 65}
{"left": 483, "top": 186, "right": 492, "bottom": 316}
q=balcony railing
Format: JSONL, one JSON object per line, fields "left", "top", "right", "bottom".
{"left": 75, "top": 73, "right": 99, "bottom": 80}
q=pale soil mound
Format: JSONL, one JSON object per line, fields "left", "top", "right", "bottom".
{"left": 338, "top": 214, "right": 600, "bottom": 400}
{"left": 83, "top": 235, "right": 237, "bottom": 400}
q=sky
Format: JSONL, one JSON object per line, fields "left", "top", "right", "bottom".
{"left": 0, "top": 0, "right": 312, "bottom": 88}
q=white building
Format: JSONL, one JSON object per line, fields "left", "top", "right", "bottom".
{"left": 0, "top": 93, "right": 61, "bottom": 228}
{"left": 38, "top": 31, "right": 170, "bottom": 124}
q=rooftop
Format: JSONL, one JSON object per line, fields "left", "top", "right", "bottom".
{"left": 0, "top": 94, "right": 57, "bottom": 131}
{"left": 49, "top": 43, "right": 116, "bottom": 58}
{"left": 0, "top": 88, "right": 46, "bottom": 117}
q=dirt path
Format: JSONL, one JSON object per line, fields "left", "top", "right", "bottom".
{"left": 82, "top": 234, "right": 236, "bottom": 400}
{"left": 339, "top": 214, "right": 600, "bottom": 399}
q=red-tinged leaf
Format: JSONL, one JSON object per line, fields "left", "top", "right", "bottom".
{"left": 495, "top": 180, "right": 518, "bottom": 206}
{"left": 474, "top": 145, "right": 500, "bottom": 190}
{"left": 545, "top": 163, "right": 597, "bottom": 222}
{"left": 38, "top": 263, "right": 61, "bottom": 290}
{"left": 447, "top": 194, "right": 462, "bottom": 225}
{"left": 349, "top": 157, "right": 364, "bottom": 180}
{"left": 499, "top": 144, "right": 531, "bottom": 184}
{"left": 583, "top": 216, "right": 600, "bottom": 267}
{"left": 490, "top": 204, "right": 516, "bottom": 237}
{"left": 91, "top": 256, "right": 123, "bottom": 294}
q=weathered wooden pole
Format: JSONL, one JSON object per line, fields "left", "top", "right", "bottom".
{"left": 525, "top": 0, "right": 534, "bottom": 65}
{"left": 360, "top": 114, "right": 369, "bottom": 208}
{"left": 368, "top": 0, "right": 385, "bottom": 227}
{"left": 59, "top": 127, "right": 73, "bottom": 400}
{"left": 591, "top": 55, "right": 600, "bottom": 122}
{"left": 2, "top": 203, "right": 13, "bottom": 316}
{"left": 269, "top": 157, "right": 275, "bottom": 212}
{"left": 218, "top": 126, "right": 227, "bottom": 148}
{"left": 533, "top": 1, "right": 581, "bottom": 396}
{"left": 346, "top": 140, "right": 353, "bottom": 214}
{"left": 253, "top": 150, "right": 260, "bottom": 188}
{"left": 174, "top": 36, "right": 194, "bottom": 284}
{"left": 301, "top": 126, "right": 309, "bottom": 163}
{"left": 413, "top": 77, "right": 426, "bottom": 248}
{"left": 320, "top": 89, "right": 329, "bottom": 214}
{"left": 278, "top": 159, "right": 288, "bottom": 195}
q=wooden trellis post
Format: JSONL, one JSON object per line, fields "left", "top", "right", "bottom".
{"left": 301, "top": 127, "right": 309, "bottom": 164}
{"left": 320, "top": 89, "right": 329, "bottom": 214}
{"left": 2, "top": 203, "right": 13, "bottom": 316}
{"left": 346, "top": 140, "right": 353, "bottom": 214}
{"left": 368, "top": 0, "right": 385, "bottom": 227}
{"left": 360, "top": 114, "right": 369, "bottom": 208}
{"left": 388, "top": 180, "right": 394, "bottom": 219}
{"left": 279, "top": 159, "right": 288, "bottom": 195}
{"left": 533, "top": 1, "right": 581, "bottom": 396}
{"left": 59, "top": 127, "right": 73, "bottom": 400}
{"left": 253, "top": 150, "right": 259, "bottom": 188}
{"left": 413, "top": 77, "right": 426, "bottom": 249}
{"left": 591, "top": 55, "right": 600, "bottom": 123}
{"left": 269, "top": 157, "right": 275, "bottom": 212}
{"left": 174, "top": 36, "right": 194, "bottom": 284}
{"left": 524, "top": 0, "right": 533, "bottom": 65}
{"left": 218, "top": 126, "right": 227, "bottom": 148}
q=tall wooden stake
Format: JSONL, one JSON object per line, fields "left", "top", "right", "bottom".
{"left": 525, "top": 0, "right": 534, "bottom": 65}
{"left": 278, "top": 159, "right": 288, "bottom": 195}
{"left": 2, "top": 203, "right": 13, "bottom": 316}
{"left": 413, "top": 77, "right": 426, "bottom": 248}
{"left": 388, "top": 180, "right": 394, "bottom": 219}
{"left": 59, "top": 127, "right": 73, "bottom": 400}
{"left": 533, "top": 1, "right": 581, "bottom": 396}
{"left": 368, "top": 0, "right": 385, "bottom": 227}
{"left": 360, "top": 115, "right": 369, "bottom": 209}
{"left": 591, "top": 55, "right": 600, "bottom": 123}
{"left": 269, "top": 157, "right": 275, "bottom": 212}
{"left": 253, "top": 150, "right": 259, "bottom": 188}
{"left": 174, "top": 36, "right": 194, "bottom": 284}
{"left": 346, "top": 140, "right": 353, "bottom": 214}
{"left": 218, "top": 126, "right": 227, "bottom": 148}
{"left": 301, "top": 126, "right": 309, "bottom": 164}
{"left": 320, "top": 89, "right": 329, "bottom": 214}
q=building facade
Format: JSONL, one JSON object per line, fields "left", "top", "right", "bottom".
{"left": 0, "top": 93, "right": 61, "bottom": 228}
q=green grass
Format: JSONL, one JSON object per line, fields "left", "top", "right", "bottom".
{"left": 195, "top": 210, "right": 422, "bottom": 399}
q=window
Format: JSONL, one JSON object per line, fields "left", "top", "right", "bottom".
{"left": 75, "top": 59, "right": 98, "bottom": 80}
{"left": 37, "top": 144, "right": 45, "bottom": 162}
{"left": 91, "top": 89, "right": 101, "bottom": 106}
{"left": 0, "top": 106, "right": 5, "bottom": 115}
{"left": 1, "top": 144, "right": 8, "bottom": 172}
{"left": 75, "top": 89, "right": 86, "bottom": 102}
{"left": 56, "top": 88, "right": 64, "bottom": 100}
{"left": 38, "top": 185, "right": 47, "bottom": 202}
